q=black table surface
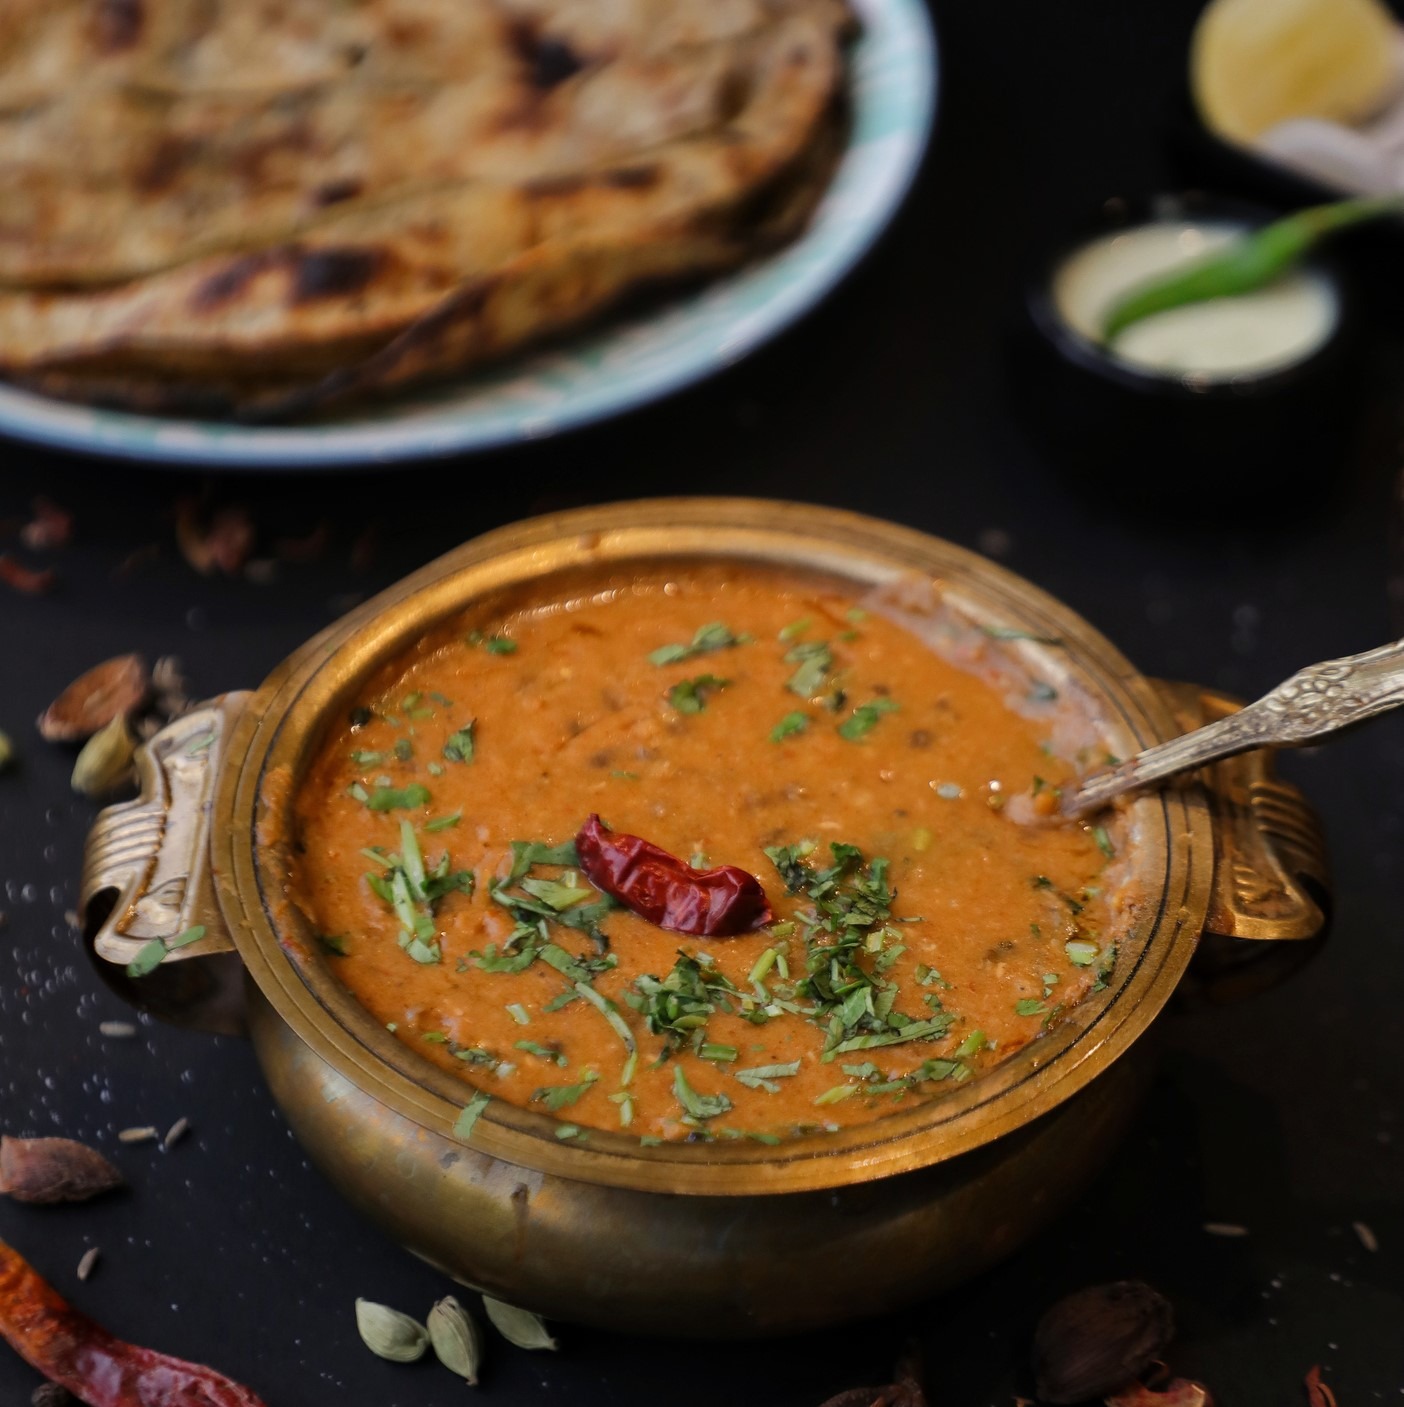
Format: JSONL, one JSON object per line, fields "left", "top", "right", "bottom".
{"left": 3, "top": 1, "right": 1402, "bottom": 1402}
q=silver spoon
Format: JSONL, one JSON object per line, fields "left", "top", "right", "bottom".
{"left": 1046, "top": 638, "right": 1404, "bottom": 820}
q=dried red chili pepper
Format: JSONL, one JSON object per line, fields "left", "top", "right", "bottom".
{"left": 575, "top": 814, "right": 773, "bottom": 936}
{"left": 0, "top": 1238, "right": 267, "bottom": 1407}
{"left": 0, "top": 555, "right": 57, "bottom": 595}
{"left": 1305, "top": 1366, "right": 1339, "bottom": 1407}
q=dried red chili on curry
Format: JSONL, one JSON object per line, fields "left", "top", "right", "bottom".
{"left": 575, "top": 814, "right": 773, "bottom": 936}
{"left": 0, "top": 1238, "right": 267, "bottom": 1407}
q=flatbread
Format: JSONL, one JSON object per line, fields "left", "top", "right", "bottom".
{"left": 0, "top": 0, "right": 853, "bottom": 416}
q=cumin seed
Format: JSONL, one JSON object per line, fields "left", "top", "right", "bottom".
{"left": 162, "top": 1117, "right": 190, "bottom": 1151}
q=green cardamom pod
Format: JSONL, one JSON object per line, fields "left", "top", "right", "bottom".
{"left": 70, "top": 714, "right": 135, "bottom": 797}
{"left": 428, "top": 1295, "right": 484, "bottom": 1385}
{"left": 354, "top": 1298, "right": 428, "bottom": 1363}
{"left": 482, "top": 1296, "right": 558, "bottom": 1351}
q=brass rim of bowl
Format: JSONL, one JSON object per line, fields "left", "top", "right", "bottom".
{"left": 210, "top": 498, "right": 1211, "bottom": 1196}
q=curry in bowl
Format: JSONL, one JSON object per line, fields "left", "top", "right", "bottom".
{"left": 291, "top": 562, "right": 1136, "bottom": 1145}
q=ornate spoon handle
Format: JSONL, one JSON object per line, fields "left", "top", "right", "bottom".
{"left": 1064, "top": 638, "right": 1404, "bottom": 818}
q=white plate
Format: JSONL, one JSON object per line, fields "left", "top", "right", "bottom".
{"left": 0, "top": 0, "right": 937, "bottom": 470}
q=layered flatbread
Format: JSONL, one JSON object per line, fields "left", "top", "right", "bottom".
{"left": 0, "top": 0, "right": 853, "bottom": 417}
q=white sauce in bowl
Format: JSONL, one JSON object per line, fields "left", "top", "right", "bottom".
{"left": 1053, "top": 221, "right": 1339, "bottom": 381}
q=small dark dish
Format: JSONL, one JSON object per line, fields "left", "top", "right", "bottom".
{"left": 1012, "top": 192, "right": 1364, "bottom": 509}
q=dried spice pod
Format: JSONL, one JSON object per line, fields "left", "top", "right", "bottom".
{"left": 176, "top": 499, "right": 255, "bottom": 577}
{"left": 354, "top": 1299, "right": 428, "bottom": 1363}
{"left": 1107, "top": 1379, "right": 1213, "bottom": 1406}
{"left": 816, "top": 1347, "right": 928, "bottom": 1407}
{"left": 37, "top": 655, "right": 149, "bottom": 743}
{"left": 0, "top": 1137, "right": 123, "bottom": 1205}
{"left": 1032, "top": 1281, "right": 1174, "bottom": 1405}
{"left": 481, "top": 1297, "right": 557, "bottom": 1351}
{"left": 70, "top": 715, "right": 136, "bottom": 797}
{"left": 31, "top": 1384, "right": 75, "bottom": 1406}
{"left": 428, "top": 1295, "right": 485, "bottom": 1385}
{"left": 21, "top": 499, "right": 74, "bottom": 551}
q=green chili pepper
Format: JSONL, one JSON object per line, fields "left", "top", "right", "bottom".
{"left": 1102, "top": 195, "right": 1404, "bottom": 342}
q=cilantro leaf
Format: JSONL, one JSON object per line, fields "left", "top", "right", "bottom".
{"left": 837, "top": 697, "right": 898, "bottom": 741}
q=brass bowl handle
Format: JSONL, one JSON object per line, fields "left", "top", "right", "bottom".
{"left": 80, "top": 693, "right": 252, "bottom": 1034}
{"left": 1156, "top": 682, "right": 1330, "bottom": 1004}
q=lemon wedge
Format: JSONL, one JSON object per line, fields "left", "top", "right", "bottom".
{"left": 1192, "top": 0, "right": 1401, "bottom": 146}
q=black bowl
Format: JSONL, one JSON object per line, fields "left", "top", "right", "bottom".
{"left": 1011, "top": 192, "right": 1366, "bottom": 511}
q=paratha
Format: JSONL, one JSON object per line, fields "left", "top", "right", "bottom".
{"left": 0, "top": 0, "right": 853, "bottom": 418}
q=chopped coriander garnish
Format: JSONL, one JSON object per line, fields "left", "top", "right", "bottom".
{"left": 125, "top": 924, "right": 207, "bottom": 979}
{"left": 1015, "top": 998, "right": 1047, "bottom": 1017}
{"left": 734, "top": 1062, "right": 800, "bottom": 1093}
{"left": 507, "top": 1003, "right": 531, "bottom": 1026}
{"left": 648, "top": 622, "right": 749, "bottom": 666}
{"left": 953, "top": 1030, "right": 986, "bottom": 1059}
{"left": 778, "top": 617, "right": 812, "bottom": 642}
{"left": 784, "top": 639, "right": 833, "bottom": 698}
{"left": 837, "top": 697, "right": 898, "bottom": 741}
{"left": 350, "top": 749, "right": 384, "bottom": 766}
{"left": 519, "top": 876, "right": 594, "bottom": 911}
{"left": 814, "top": 1084, "right": 857, "bottom": 1106}
{"left": 673, "top": 1065, "right": 732, "bottom": 1120}
{"left": 393, "top": 738, "right": 413, "bottom": 762}
{"left": 555, "top": 1124, "right": 584, "bottom": 1140}
{"left": 1029, "top": 681, "right": 1058, "bottom": 703}
{"left": 466, "top": 630, "right": 517, "bottom": 654}
{"left": 442, "top": 724, "right": 475, "bottom": 765}
{"left": 611, "top": 770, "right": 639, "bottom": 781}
{"left": 424, "top": 811, "right": 461, "bottom": 832}
{"left": 514, "top": 1040, "right": 567, "bottom": 1066}
{"left": 981, "top": 625, "right": 1064, "bottom": 645}
{"left": 667, "top": 674, "right": 730, "bottom": 715}
{"left": 364, "top": 782, "right": 431, "bottom": 811}
{"left": 1092, "top": 825, "right": 1115, "bottom": 858}
{"left": 316, "top": 934, "right": 350, "bottom": 957}
{"left": 770, "top": 711, "right": 810, "bottom": 743}
{"left": 1065, "top": 939, "right": 1099, "bottom": 966}
{"left": 699, "top": 1043, "right": 738, "bottom": 1063}
{"left": 453, "top": 1091, "right": 491, "bottom": 1139}
{"left": 533, "top": 1072, "right": 598, "bottom": 1111}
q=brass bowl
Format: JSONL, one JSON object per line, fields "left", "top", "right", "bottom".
{"left": 78, "top": 499, "right": 1328, "bottom": 1338}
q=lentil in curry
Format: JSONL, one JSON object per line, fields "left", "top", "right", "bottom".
{"left": 290, "top": 564, "right": 1129, "bottom": 1145}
